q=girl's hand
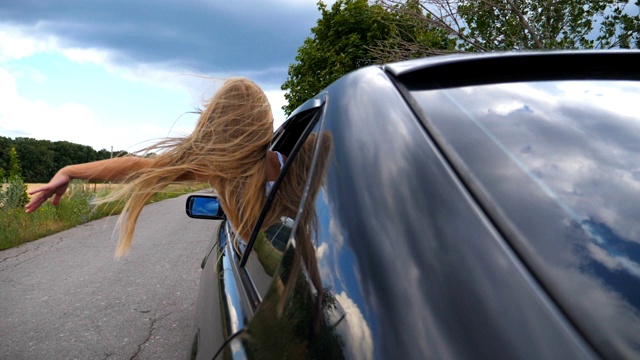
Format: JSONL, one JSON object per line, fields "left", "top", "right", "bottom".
{"left": 25, "top": 173, "right": 71, "bottom": 213}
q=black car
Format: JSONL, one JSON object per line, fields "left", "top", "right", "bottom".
{"left": 186, "top": 50, "right": 640, "bottom": 360}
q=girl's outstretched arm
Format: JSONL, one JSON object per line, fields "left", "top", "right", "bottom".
{"left": 25, "top": 157, "right": 153, "bottom": 213}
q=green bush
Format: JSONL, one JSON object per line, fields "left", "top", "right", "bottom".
{"left": 0, "top": 180, "right": 208, "bottom": 251}
{"left": 0, "top": 175, "right": 29, "bottom": 210}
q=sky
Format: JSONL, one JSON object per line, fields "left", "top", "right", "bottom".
{"left": 0, "top": 0, "right": 334, "bottom": 153}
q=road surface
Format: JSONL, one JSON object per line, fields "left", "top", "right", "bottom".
{"left": 0, "top": 192, "right": 221, "bottom": 360}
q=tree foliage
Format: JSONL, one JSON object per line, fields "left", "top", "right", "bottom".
{"left": 281, "top": 0, "right": 453, "bottom": 115}
{"left": 1, "top": 147, "right": 28, "bottom": 209}
{"left": 0, "top": 136, "right": 127, "bottom": 183}
{"left": 9, "top": 147, "right": 22, "bottom": 178}
{"left": 0, "top": 174, "right": 29, "bottom": 209}
{"left": 282, "top": 0, "right": 638, "bottom": 115}
{"left": 375, "top": 0, "right": 640, "bottom": 60}
{"left": 369, "top": 0, "right": 457, "bottom": 62}
{"left": 282, "top": 0, "right": 390, "bottom": 115}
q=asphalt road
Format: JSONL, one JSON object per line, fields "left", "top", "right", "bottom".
{"left": 0, "top": 192, "right": 221, "bottom": 360}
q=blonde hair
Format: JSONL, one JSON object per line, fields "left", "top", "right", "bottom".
{"left": 101, "top": 77, "right": 274, "bottom": 257}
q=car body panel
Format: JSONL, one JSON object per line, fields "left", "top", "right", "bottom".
{"left": 188, "top": 50, "right": 640, "bottom": 359}
{"left": 193, "top": 220, "right": 224, "bottom": 360}
{"left": 301, "top": 66, "right": 594, "bottom": 359}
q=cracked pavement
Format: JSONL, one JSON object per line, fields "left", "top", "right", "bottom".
{"left": 0, "top": 193, "right": 218, "bottom": 360}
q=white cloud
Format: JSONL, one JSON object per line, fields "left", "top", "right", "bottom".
{"left": 61, "top": 47, "right": 111, "bottom": 65}
{"left": 0, "top": 66, "right": 17, "bottom": 99}
{"left": 316, "top": 242, "right": 329, "bottom": 260}
{"left": 0, "top": 8, "right": 294, "bottom": 151}
{"left": 558, "top": 81, "right": 639, "bottom": 119}
{"left": 492, "top": 100, "right": 526, "bottom": 116}
{"left": 587, "top": 242, "right": 640, "bottom": 279}
{"left": 335, "top": 291, "right": 373, "bottom": 360}
{"left": 0, "top": 52, "right": 288, "bottom": 150}
{"left": 0, "top": 66, "right": 186, "bottom": 151}
{"left": 0, "top": 27, "right": 56, "bottom": 61}
{"left": 1, "top": 67, "right": 91, "bottom": 144}
{"left": 0, "top": 66, "right": 99, "bottom": 144}
{"left": 265, "top": 89, "right": 288, "bottom": 129}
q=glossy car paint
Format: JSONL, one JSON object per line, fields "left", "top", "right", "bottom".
{"left": 301, "top": 66, "right": 592, "bottom": 359}
{"left": 189, "top": 50, "right": 640, "bottom": 359}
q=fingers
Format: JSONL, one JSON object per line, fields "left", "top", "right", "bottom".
{"left": 25, "top": 187, "right": 48, "bottom": 213}
{"left": 25, "top": 175, "right": 71, "bottom": 213}
{"left": 28, "top": 185, "right": 49, "bottom": 196}
{"left": 25, "top": 188, "right": 58, "bottom": 213}
{"left": 25, "top": 193, "right": 47, "bottom": 213}
{"left": 51, "top": 193, "right": 63, "bottom": 206}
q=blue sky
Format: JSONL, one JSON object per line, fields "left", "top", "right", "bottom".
{"left": 0, "top": 0, "right": 334, "bottom": 152}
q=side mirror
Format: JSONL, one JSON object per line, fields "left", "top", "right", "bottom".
{"left": 185, "top": 195, "right": 225, "bottom": 220}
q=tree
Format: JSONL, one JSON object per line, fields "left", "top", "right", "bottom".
{"left": 375, "top": 0, "right": 640, "bottom": 60}
{"left": 96, "top": 148, "right": 113, "bottom": 161}
{"left": 282, "top": 0, "right": 391, "bottom": 115}
{"left": 0, "top": 174, "right": 29, "bottom": 209}
{"left": 9, "top": 147, "right": 22, "bottom": 178}
{"left": 0, "top": 136, "right": 10, "bottom": 178}
{"left": 0, "top": 135, "right": 128, "bottom": 182}
{"left": 282, "top": 0, "right": 453, "bottom": 115}
{"left": 1, "top": 147, "right": 29, "bottom": 209}
{"left": 368, "top": 0, "right": 457, "bottom": 62}
{"left": 14, "top": 138, "right": 55, "bottom": 183}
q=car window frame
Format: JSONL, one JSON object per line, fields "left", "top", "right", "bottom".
{"left": 239, "top": 95, "right": 326, "bottom": 267}
{"left": 228, "top": 95, "right": 326, "bottom": 314}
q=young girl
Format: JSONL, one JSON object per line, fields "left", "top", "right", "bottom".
{"left": 26, "top": 77, "right": 284, "bottom": 257}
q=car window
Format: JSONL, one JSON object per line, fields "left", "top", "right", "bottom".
{"left": 239, "top": 106, "right": 324, "bottom": 301}
{"left": 409, "top": 79, "right": 640, "bottom": 357}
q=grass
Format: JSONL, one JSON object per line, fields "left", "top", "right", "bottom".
{"left": 0, "top": 180, "right": 209, "bottom": 251}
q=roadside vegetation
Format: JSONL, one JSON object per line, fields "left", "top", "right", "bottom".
{"left": 0, "top": 176, "right": 207, "bottom": 251}
{"left": 0, "top": 141, "right": 207, "bottom": 251}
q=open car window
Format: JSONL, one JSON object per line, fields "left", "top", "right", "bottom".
{"left": 238, "top": 100, "right": 325, "bottom": 303}
{"left": 235, "top": 103, "right": 339, "bottom": 359}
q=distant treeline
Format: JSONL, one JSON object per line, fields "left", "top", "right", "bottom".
{"left": 0, "top": 136, "right": 128, "bottom": 183}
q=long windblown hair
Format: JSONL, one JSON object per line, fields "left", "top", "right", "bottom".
{"left": 100, "top": 78, "right": 274, "bottom": 257}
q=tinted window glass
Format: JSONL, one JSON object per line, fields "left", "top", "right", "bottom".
{"left": 410, "top": 80, "right": 640, "bottom": 358}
